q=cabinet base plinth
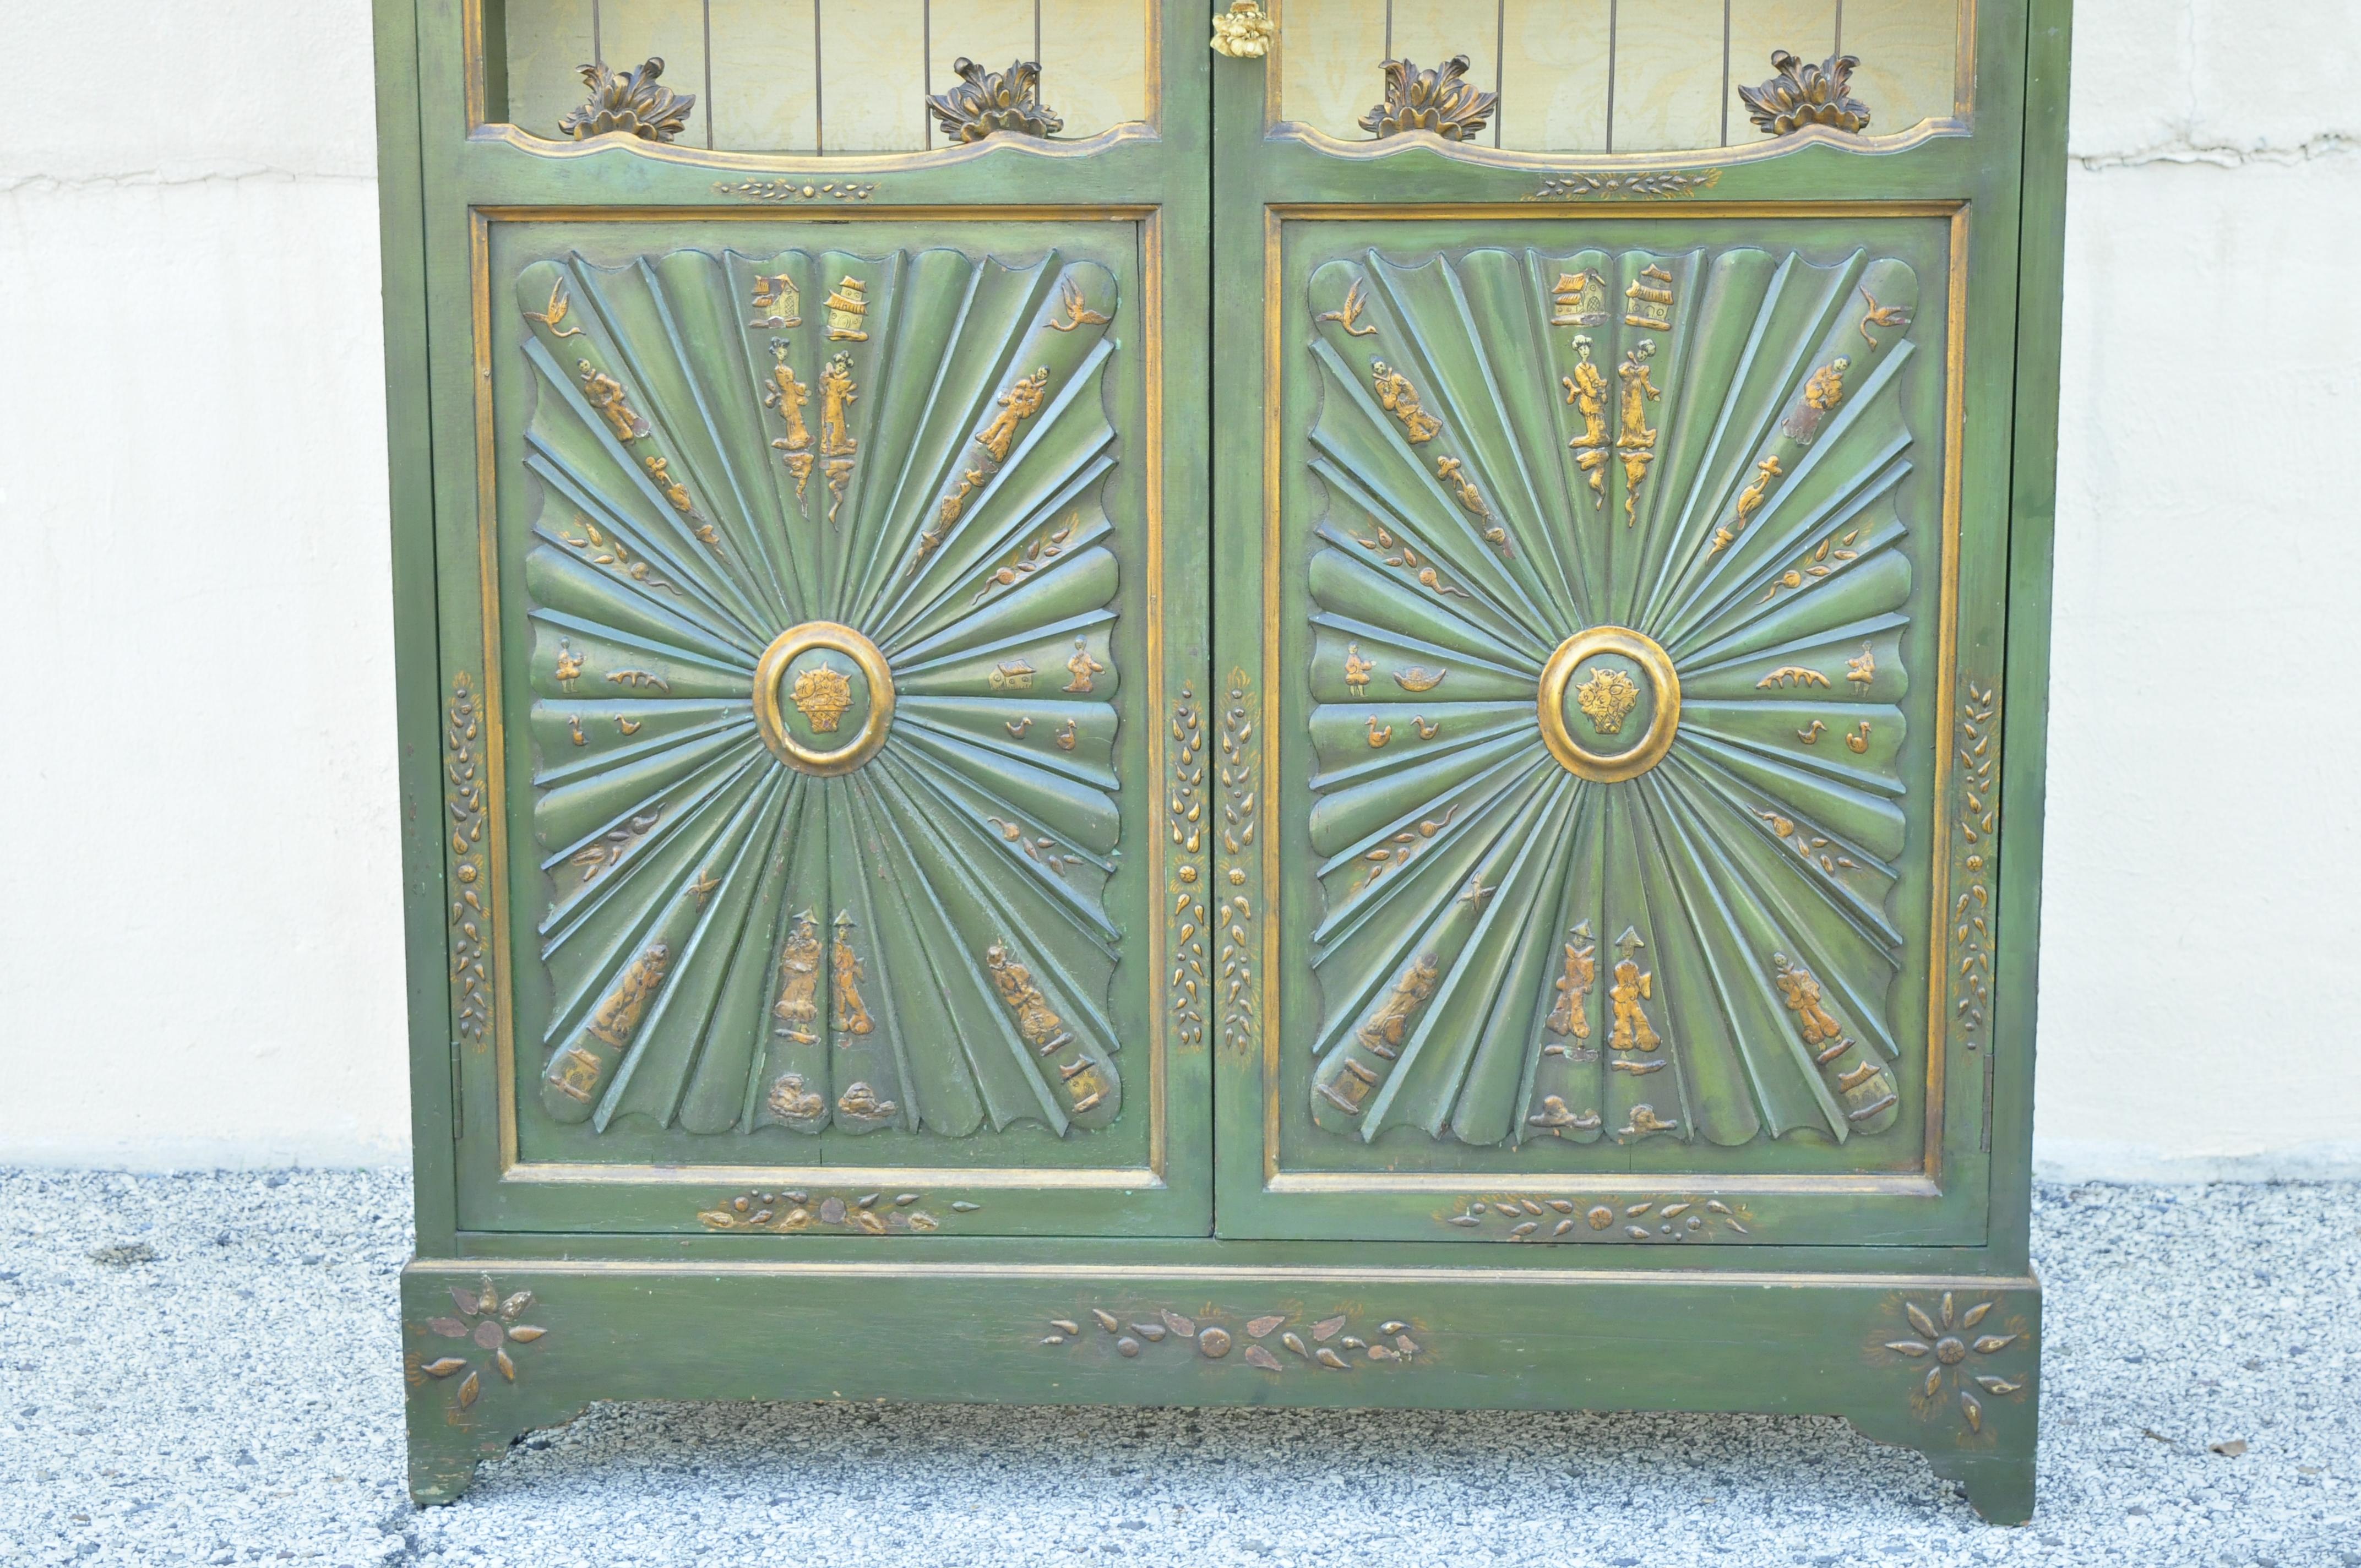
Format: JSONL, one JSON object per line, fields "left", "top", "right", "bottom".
{"left": 401, "top": 1256, "right": 2041, "bottom": 1522}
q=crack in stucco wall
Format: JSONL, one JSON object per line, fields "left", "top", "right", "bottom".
{"left": 2077, "top": 130, "right": 2357, "bottom": 172}
{"left": 0, "top": 168, "right": 374, "bottom": 195}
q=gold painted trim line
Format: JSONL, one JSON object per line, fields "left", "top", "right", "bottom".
{"left": 505, "top": 1161, "right": 1166, "bottom": 1190}
{"left": 470, "top": 204, "right": 1157, "bottom": 226}
{"left": 1140, "top": 207, "right": 1172, "bottom": 1180}
{"left": 1265, "top": 200, "right": 1966, "bottom": 222}
{"left": 1256, "top": 200, "right": 1974, "bottom": 1198}
{"left": 1921, "top": 204, "right": 1974, "bottom": 1177}
{"left": 469, "top": 211, "right": 519, "bottom": 1169}
{"left": 466, "top": 120, "right": 1160, "bottom": 173}
{"left": 1265, "top": 117, "right": 1970, "bottom": 169}
{"left": 410, "top": 1259, "right": 2039, "bottom": 1290}
{"left": 1259, "top": 205, "right": 1285, "bottom": 1177}
{"left": 467, "top": 203, "right": 1174, "bottom": 1192}
{"left": 1268, "top": 1172, "right": 1941, "bottom": 1198}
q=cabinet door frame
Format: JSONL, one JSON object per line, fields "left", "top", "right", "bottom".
{"left": 1209, "top": 0, "right": 2036, "bottom": 1250}
{"left": 398, "top": 0, "right": 1215, "bottom": 1238}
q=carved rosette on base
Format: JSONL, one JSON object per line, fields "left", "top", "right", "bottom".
{"left": 1878, "top": 1291, "right": 2032, "bottom": 1436}
{"left": 1301, "top": 245, "right": 1927, "bottom": 1151}
{"left": 512, "top": 246, "right": 1128, "bottom": 1143}
{"left": 405, "top": 1275, "right": 550, "bottom": 1416}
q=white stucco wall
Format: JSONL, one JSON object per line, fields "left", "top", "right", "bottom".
{"left": 1, "top": 1, "right": 2355, "bottom": 1175}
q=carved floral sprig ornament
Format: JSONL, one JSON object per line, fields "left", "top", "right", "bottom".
{"left": 1359, "top": 55, "right": 1498, "bottom": 142}
{"left": 1738, "top": 50, "right": 1872, "bottom": 137}
{"left": 926, "top": 58, "right": 1065, "bottom": 143}
{"left": 561, "top": 56, "right": 697, "bottom": 143}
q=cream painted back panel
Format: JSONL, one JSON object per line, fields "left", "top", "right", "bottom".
{"left": 500, "top": 0, "right": 1151, "bottom": 150}
{"left": 1275, "top": 0, "right": 1961, "bottom": 151}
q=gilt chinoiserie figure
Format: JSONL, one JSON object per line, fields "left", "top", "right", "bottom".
{"left": 378, "top": 0, "right": 2068, "bottom": 1524}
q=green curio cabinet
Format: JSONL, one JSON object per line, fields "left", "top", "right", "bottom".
{"left": 376, "top": 0, "right": 2070, "bottom": 1523}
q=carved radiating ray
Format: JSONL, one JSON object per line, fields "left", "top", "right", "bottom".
{"left": 1378, "top": 785, "right": 1580, "bottom": 1137}
{"left": 1308, "top": 526, "right": 1547, "bottom": 673}
{"left": 536, "top": 763, "right": 779, "bottom": 1126}
{"left": 1310, "top": 777, "right": 1570, "bottom": 1137}
{"left": 891, "top": 739, "right": 1119, "bottom": 938}
{"left": 1660, "top": 749, "right": 1903, "bottom": 954}
{"left": 537, "top": 732, "right": 765, "bottom": 931}
{"left": 519, "top": 368, "right": 777, "bottom": 651}
{"left": 1308, "top": 701, "right": 1533, "bottom": 794}
{"left": 1638, "top": 774, "right": 1900, "bottom": 1136}
{"left": 1349, "top": 255, "right": 1585, "bottom": 615}
{"left": 1310, "top": 755, "right": 1562, "bottom": 1018}
{"left": 672, "top": 774, "right": 812, "bottom": 1136}
{"left": 1631, "top": 249, "right": 1874, "bottom": 635}
{"left": 599, "top": 775, "right": 793, "bottom": 1130}
{"left": 518, "top": 263, "right": 794, "bottom": 637}
{"left": 1304, "top": 240, "right": 1929, "bottom": 1151}
{"left": 887, "top": 540, "right": 1120, "bottom": 670}
{"left": 1514, "top": 791, "right": 1607, "bottom": 1147}
{"left": 1312, "top": 755, "right": 1564, "bottom": 983}
{"left": 1305, "top": 340, "right": 1565, "bottom": 644}
{"left": 1349, "top": 252, "right": 1589, "bottom": 616}
{"left": 516, "top": 242, "right": 1127, "bottom": 1141}
{"left": 1651, "top": 759, "right": 1904, "bottom": 1066}
{"left": 524, "top": 454, "right": 771, "bottom": 659}
{"left": 874, "top": 347, "right": 1120, "bottom": 643}
{"left": 1309, "top": 728, "right": 1542, "bottom": 869}
{"left": 1596, "top": 783, "right": 1715, "bottom": 1145}
{"left": 1454, "top": 784, "right": 1590, "bottom": 1147}
{"left": 863, "top": 758, "right": 1123, "bottom": 1131}
{"left": 1678, "top": 612, "right": 1908, "bottom": 703}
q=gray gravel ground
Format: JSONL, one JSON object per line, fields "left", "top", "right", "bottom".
{"left": 0, "top": 1172, "right": 2354, "bottom": 1567}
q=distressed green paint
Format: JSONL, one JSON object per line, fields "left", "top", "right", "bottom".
{"left": 379, "top": 0, "right": 2065, "bottom": 1524}
{"left": 1214, "top": 0, "right": 2036, "bottom": 1255}
{"left": 401, "top": 1259, "right": 2041, "bottom": 1520}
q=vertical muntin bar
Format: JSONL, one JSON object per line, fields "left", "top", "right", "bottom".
{"left": 1604, "top": 0, "right": 1618, "bottom": 152}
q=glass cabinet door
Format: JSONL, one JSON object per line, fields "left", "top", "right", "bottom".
{"left": 421, "top": 0, "right": 1211, "bottom": 1237}
{"left": 1211, "top": 0, "right": 2020, "bottom": 1248}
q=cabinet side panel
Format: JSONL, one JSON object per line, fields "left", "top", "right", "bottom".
{"left": 378, "top": 0, "right": 457, "bottom": 1254}
{"left": 1989, "top": 0, "right": 2072, "bottom": 1271}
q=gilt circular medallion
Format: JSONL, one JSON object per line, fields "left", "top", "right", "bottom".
{"left": 1537, "top": 627, "right": 1680, "bottom": 783}
{"left": 752, "top": 621, "right": 895, "bottom": 776}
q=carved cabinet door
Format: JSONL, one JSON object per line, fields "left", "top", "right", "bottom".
{"left": 419, "top": 4, "right": 1209, "bottom": 1236}
{"left": 1209, "top": 2, "right": 2026, "bottom": 1247}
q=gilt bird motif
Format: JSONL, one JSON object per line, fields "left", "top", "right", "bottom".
{"left": 524, "top": 278, "right": 583, "bottom": 337}
{"left": 1048, "top": 274, "right": 1111, "bottom": 333}
{"left": 1858, "top": 286, "right": 1911, "bottom": 349}
{"left": 1317, "top": 277, "right": 1379, "bottom": 337}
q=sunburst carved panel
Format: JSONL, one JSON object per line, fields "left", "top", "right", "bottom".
{"left": 1299, "top": 244, "right": 1926, "bottom": 1151}
{"left": 508, "top": 245, "right": 1128, "bottom": 1142}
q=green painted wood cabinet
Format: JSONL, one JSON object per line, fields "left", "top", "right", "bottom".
{"left": 376, "top": 0, "right": 2070, "bottom": 1523}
